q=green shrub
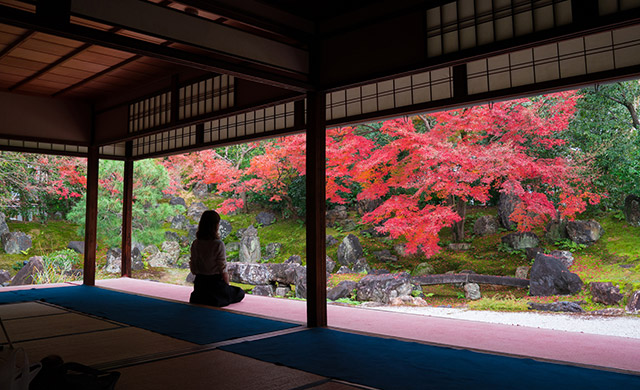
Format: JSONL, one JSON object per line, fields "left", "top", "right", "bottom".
{"left": 34, "top": 249, "right": 82, "bottom": 284}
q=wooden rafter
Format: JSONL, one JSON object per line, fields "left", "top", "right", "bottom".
{"left": 0, "top": 29, "right": 34, "bottom": 60}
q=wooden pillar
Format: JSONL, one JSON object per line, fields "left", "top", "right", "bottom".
{"left": 121, "top": 149, "right": 133, "bottom": 277}
{"left": 305, "top": 91, "right": 327, "bottom": 327}
{"left": 83, "top": 145, "right": 99, "bottom": 286}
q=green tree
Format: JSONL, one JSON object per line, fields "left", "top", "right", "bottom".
{"left": 67, "top": 159, "right": 182, "bottom": 248}
{"left": 565, "top": 81, "right": 640, "bottom": 208}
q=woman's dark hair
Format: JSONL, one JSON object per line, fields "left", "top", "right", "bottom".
{"left": 196, "top": 210, "right": 220, "bottom": 240}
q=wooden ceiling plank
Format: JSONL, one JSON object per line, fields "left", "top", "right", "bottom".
{"left": 50, "top": 65, "right": 94, "bottom": 78}
{"left": 86, "top": 45, "right": 136, "bottom": 60}
{"left": 1, "top": 56, "right": 47, "bottom": 71}
{"left": 0, "top": 23, "right": 28, "bottom": 35}
{"left": 9, "top": 47, "right": 62, "bottom": 63}
{"left": 63, "top": 58, "right": 110, "bottom": 73}
{"left": 53, "top": 54, "right": 142, "bottom": 97}
{"left": 0, "top": 29, "right": 34, "bottom": 60}
{"left": 73, "top": 50, "right": 131, "bottom": 67}
{"left": 37, "top": 72, "right": 85, "bottom": 84}
{"left": 32, "top": 33, "right": 84, "bottom": 48}
{"left": 21, "top": 37, "right": 81, "bottom": 56}
{"left": 0, "top": 63, "right": 35, "bottom": 76}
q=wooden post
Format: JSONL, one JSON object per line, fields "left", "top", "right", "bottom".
{"left": 121, "top": 148, "right": 133, "bottom": 277}
{"left": 83, "top": 145, "right": 99, "bottom": 286}
{"left": 305, "top": 91, "right": 327, "bottom": 327}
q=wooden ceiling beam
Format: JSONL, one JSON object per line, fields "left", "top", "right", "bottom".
{"left": 0, "top": 29, "right": 35, "bottom": 60}
{"left": 0, "top": 5, "right": 312, "bottom": 92}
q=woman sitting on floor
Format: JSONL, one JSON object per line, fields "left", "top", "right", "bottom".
{"left": 189, "top": 209, "right": 245, "bottom": 307}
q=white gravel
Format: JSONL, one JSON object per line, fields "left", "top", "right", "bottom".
{"left": 365, "top": 305, "right": 640, "bottom": 339}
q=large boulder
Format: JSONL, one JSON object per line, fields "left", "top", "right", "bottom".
{"left": 373, "top": 250, "right": 397, "bottom": 263}
{"left": 590, "top": 282, "right": 624, "bottom": 305}
{"left": 548, "top": 250, "right": 574, "bottom": 269}
{"left": 326, "top": 256, "right": 336, "bottom": 273}
{"left": 566, "top": 220, "right": 603, "bottom": 246}
{"left": 501, "top": 232, "right": 539, "bottom": 250}
{"left": 239, "top": 225, "right": 261, "bottom": 263}
{"left": 284, "top": 255, "right": 302, "bottom": 265}
{"left": 10, "top": 256, "right": 44, "bottom": 286}
{"left": 170, "top": 215, "right": 188, "bottom": 230}
{"left": 528, "top": 301, "right": 584, "bottom": 313}
{"left": 0, "top": 269, "right": 11, "bottom": 285}
{"left": 326, "top": 206, "right": 348, "bottom": 227}
{"left": 268, "top": 263, "right": 303, "bottom": 285}
{"left": 473, "top": 215, "right": 499, "bottom": 236}
{"left": 544, "top": 220, "right": 568, "bottom": 242}
{"left": 192, "top": 183, "right": 209, "bottom": 199}
{"left": 356, "top": 198, "right": 384, "bottom": 215}
{"left": 293, "top": 266, "right": 307, "bottom": 299}
{"left": 187, "top": 202, "right": 208, "bottom": 220}
{"left": 227, "top": 262, "right": 272, "bottom": 285}
{"left": 252, "top": 285, "right": 274, "bottom": 297}
{"left": 0, "top": 212, "right": 8, "bottom": 237}
{"left": 105, "top": 248, "right": 122, "bottom": 273}
{"left": 497, "top": 193, "right": 521, "bottom": 230}
{"left": 132, "top": 244, "right": 145, "bottom": 271}
{"left": 146, "top": 242, "right": 179, "bottom": 268}
{"left": 169, "top": 196, "right": 187, "bottom": 208}
{"left": 464, "top": 283, "right": 481, "bottom": 300}
{"left": 161, "top": 241, "right": 181, "bottom": 265}
{"left": 413, "top": 262, "right": 434, "bottom": 277}
{"left": 624, "top": 194, "right": 640, "bottom": 226}
{"left": 218, "top": 220, "right": 232, "bottom": 240}
{"left": 256, "top": 211, "right": 276, "bottom": 226}
{"left": 336, "top": 234, "right": 364, "bottom": 267}
{"left": 327, "top": 280, "right": 357, "bottom": 301}
{"left": 529, "top": 253, "right": 583, "bottom": 296}
{"left": 626, "top": 291, "right": 640, "bottom": 314}
{"left": 263, "top": 242, "right": 282, "bottom": 260}
{"left": 352, "top": 258, "right": 370, "bottom": 274}
{"left": 356, "top": 272, "right": 413, "bottom": 304}
{"left": 67, "top": 241, "right": 85, "bottom": 254}
{"left": 2, "top": 232, "right": 32, "bottom": 254}
{"left": 165, "top": 231, "right": 180, "bottom": 242}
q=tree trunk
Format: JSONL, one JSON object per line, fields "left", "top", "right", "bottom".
{"left": 450, "top": 195, "right": 467, "bottom": 242}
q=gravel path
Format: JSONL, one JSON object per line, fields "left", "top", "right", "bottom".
{"left": 366, "top": 305, "right": 640, "bottom": 339}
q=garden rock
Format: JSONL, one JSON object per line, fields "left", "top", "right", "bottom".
{"left": 187, "top": 202, "right": 208, "bottom": 220}
{"left": 373, "top": 250, "right": 397, "bottom": 263}
{"left": 252, "top": 285, "right": 274, "bottom": 297}
{"left": 161, "top": 241, "right": 181, "bottom": 265}
{"left": 176, "top": 255, "right": 190, "bottom": 269}
{"left": 337, "top": 234, "right": 364, "bottom": 267}
{"left": 497, "top": 193, "right": 521, "bottom": 230}
{"left": 2, "top": 232, "right": 32, "bottom": 254}
{"left": 356, "top": 272, "right": 413, "bottom": 304}
{"left": 624, "top": 195, "right": 640, "bottom": 226}
{"left": 326, "top": 256, "right": 336, "bottom": 273}
{"left": 169, "top": 196, "right": 187, "bottom": 208}
{"left": 549, "top": 250, "right": 574, "bottom": 269}
{"left": 165, "top": 231, "right": 180, "bottom": 242}
{"left": 473, "top": 215, "right": 499, "bottom": 236}
{"left": 239, "top": 225, "right": 261, "bottom": 263}
{"left": 0, "top": 269, "right": 11, "bottom": 285}
{"left": 626, "top": 291, "right": 640, "bottom": 314}
{"left": 227, "top": 262, "right": 272, "bottom": 285}
{"left": 256, "top": 211, "right": 276, "bottom": 226}
{"left": 464, "top": 283, "right": 481, "bottom": 300}
{"left": 448, "top": 243, "right": 471, "bottom": 251}
{"left": 413, "top": 262, "right": 434, "bottom": 277}
{"left": 515, "top": 266, "right": 530, "bottom": 279}
{"left": 525, "top": 247, "right": 543, "bottom": 261}
{"left": 263, "top": 242, "right": 282, "bottom": 260}
{"left": 170, "top": 215, "right": 188, "bottom": 230}
{"left": 352, "top": 258, "right": 370, "bottom": 273}
{"left": 326, "top": 235, "right": 338, "bottom": 247}
{"left": 356, "top": 198, "right": 384, "bottom": 215}
{"left": 105, "top": 248, "right": 122, "bottom": 273}
{"left": 187, "top": 225, "right": 198, "bottom": 241}
{"left": 132, "top": 244, "right": 144, "bottom": 271}
{"left": 147, "top": 252, "right": 173, "bottom": 268}
{"left": 337, "top": 266, "right": 352, "bottom": 274}
{"left": 185, "top": 272, "right": 195, "bottom": 283}
{"left": 192, "top": 182, "right": 208, "bottom": 199}
{"left": 218, "top": 220, "right": 232, "bottom": 240}
{"left": 389, "top": 296, "right": 429, "bottom": 306}
{"left": 327, "top": 280, "right": 357, "bottom": 301}
{"left": 528, "top": 301, "right": 584, "bottom": 313}
{"left": 67, "top": 241, "right": 85, "bottom": 254}
{"left": 501, "top": 232, "right": 539, "bottom": 250}
{"left": 285, "top": 255, "right": 302, "bottom": 265}
{"left": 293, "top": 266, "right": 307, "bottom": 298}
{"left": 566, "top": 220, "right": 603, "bottom": 246}
{"left": 394, "top": 244, "right": 407, "bottom": 257}
{"left": 545, "top": 220, "right": 568, "bottom": 242}
{"left": 268, "top": 263, "right": 305, "bottom": 286}
{"left": 326, "top": 206, "right": 348, "bottom": 227}
{"left": 275, "top": 286, "right": 291, "bottom": 297}
{"left": 143, "top": 244, "right": 160, "bottom": 257}
{"left": 226, "top": 242, "right": 240, "bottom": 252}
{"left": 590, "top": 282, "right": 624, "bottom": 305}
{"left": 529, "top": 253, "right": 583, "bottom": 296}
{"left": 0, "top": 213, "right": 8, "bottom": 236}
{"left": 340, "top": 219, "right": 357, "bottom": 232}
{"left": 10, "top": 256, "right": 44, "bottom": 286}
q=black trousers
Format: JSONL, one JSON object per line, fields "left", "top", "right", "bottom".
{"left": 190, "top": 274, "right": 245, "bottom": 307}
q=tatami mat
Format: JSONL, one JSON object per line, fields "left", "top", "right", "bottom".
{"left": 116, "top": 350, "right": 327, "bottom": 390}
{"left": 15, "top": 326, "right": 195, "bottom": 367}
{"left": 0, "top": 301, "right": 67, "bottom": 320}
{"left": 0, "top": 312, "right": 122, "bottom": 344}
